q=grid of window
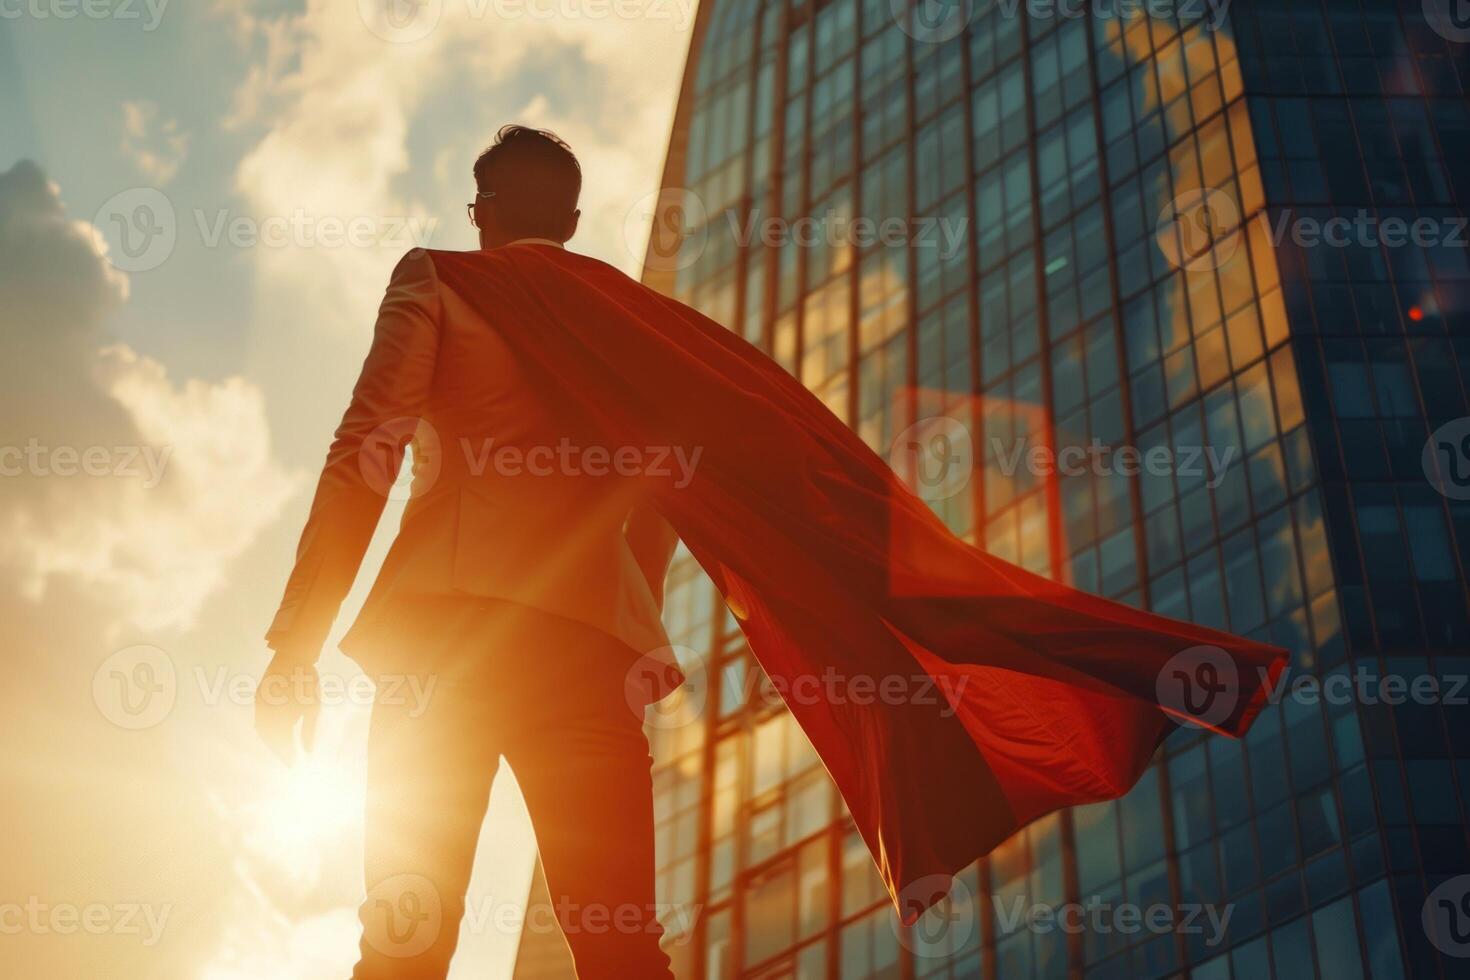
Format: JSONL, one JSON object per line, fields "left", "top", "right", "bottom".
{"left": 1227, "top": 5, "right": 1470, "bottom": 979}
{"left": 621, "top": 2, "right": 1470, "bottom": 979}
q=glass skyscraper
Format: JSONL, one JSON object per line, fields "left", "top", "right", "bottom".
{"left": 515, "top": 3, "right": 1470, "bottom": 978}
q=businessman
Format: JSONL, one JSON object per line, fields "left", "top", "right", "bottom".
{"left": 257, "top": 126, "right": 681, "bottom": 978}
{"left": 259, "top": 124, "right": 1288, "bottom": 979}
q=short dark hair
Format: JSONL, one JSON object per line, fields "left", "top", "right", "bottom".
{"left": 472, "top": 125, "right": 581, "bottom": 240}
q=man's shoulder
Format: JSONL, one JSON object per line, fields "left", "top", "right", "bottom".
{"left": 378, "top": 249, "right": 446, "bottom": 324}
{"left": 390, "top": 246, "right": 439, "bottom": 282}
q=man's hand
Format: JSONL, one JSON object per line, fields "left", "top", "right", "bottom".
{"left": 254, "top": 653, "right": 321, "bottom": 765}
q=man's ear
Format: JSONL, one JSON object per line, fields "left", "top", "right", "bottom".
{"left": 562, "top": 209, "right": 581, "bottom": 242}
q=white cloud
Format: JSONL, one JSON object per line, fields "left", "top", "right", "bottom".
{"left": 0, "top": 160, "right": 299, "bottom": 635}
{"left": 121, "top": 99, "right": 191, "bottom": 185}
{"left": 219, "top": 0, "right": 459, "bottom": 332}
{"left": 197, "top": 909, "right": 361, "bottom": 980}
{"left": 218, "top": 0, "right": 690, "bottom": 341}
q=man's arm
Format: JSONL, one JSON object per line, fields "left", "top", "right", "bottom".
{"left": 264, "top": 249, "right": 443, "bottom": 666}
{"left": 625, "top": 502, "right": 680, "bottom": 614}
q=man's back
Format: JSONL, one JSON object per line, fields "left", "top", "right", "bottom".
{"left": 266, "top": 244, "right": 670, "bottom": 674}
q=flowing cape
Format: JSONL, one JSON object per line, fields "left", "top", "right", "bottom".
{"left": 428, "top": 245, "right": 1287, "bottom": 922}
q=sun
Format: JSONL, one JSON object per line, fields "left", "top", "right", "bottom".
{"left": 240, "top": 746, "right": 366, "bottom": 878}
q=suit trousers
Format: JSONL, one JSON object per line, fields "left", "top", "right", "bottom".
{"left": 349, "top": 598, "right": 675, "bottom": 979}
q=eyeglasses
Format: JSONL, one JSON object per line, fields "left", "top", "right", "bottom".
{"left": 466, "top": 189, "right": 496, "bottom": 228}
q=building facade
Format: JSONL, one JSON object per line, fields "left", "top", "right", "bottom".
{"left": 610, "top": 3, "right": 1470, "bottom": 979}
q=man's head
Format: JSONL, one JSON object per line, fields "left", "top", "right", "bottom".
{"left": 470, "top": 125, "right": 581, "bottom": 249}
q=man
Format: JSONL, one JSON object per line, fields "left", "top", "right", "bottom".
{"left": 261, "top": 124, "right": 1287, "bottom": 979}
{"left": 257, "top": 126, "right": 680, "bottom": 978}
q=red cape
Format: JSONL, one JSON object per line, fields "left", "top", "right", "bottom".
{"left": 429, "top": 245, "right": 1287, "bottom": 922}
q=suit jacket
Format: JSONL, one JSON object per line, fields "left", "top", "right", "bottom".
{"left": 265, "top": 242, "right": 672, "bottom": 672}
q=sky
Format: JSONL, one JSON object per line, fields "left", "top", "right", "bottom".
{"left": 0, "top": 1, "right": 696, "bottom": 975}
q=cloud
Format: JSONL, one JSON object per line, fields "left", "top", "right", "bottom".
{"left": 216, "top": 0, "right": 690, "bottom": 341}
{"left": 198, "top": 909, "right": 361, "bottom": 980}
{"left": 121, "top": 100, "right": 191, "bottom": 185}
{"left": 0, "top": 159, "right": 299, "bottom": 635}
{"left": 0, "top": 159, "right": 130, "bottom": 320}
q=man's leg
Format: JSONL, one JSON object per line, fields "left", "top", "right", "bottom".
{"left": 503, "top": 652, "right": 674, "bottom": 979}
{"left": 353, "top": 681, "right": 498, "bottom": 980}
